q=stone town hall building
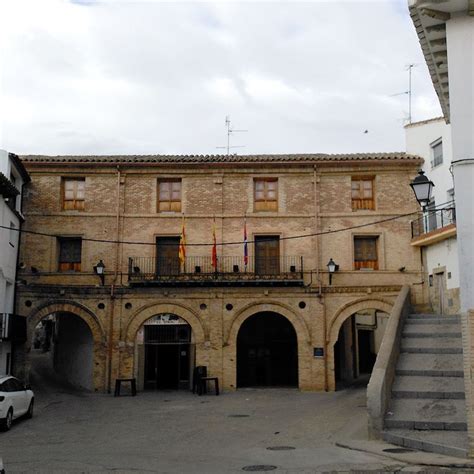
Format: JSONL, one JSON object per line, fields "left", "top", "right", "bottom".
{"left": 14, "top": 153, "right": 424, "bottom": 393}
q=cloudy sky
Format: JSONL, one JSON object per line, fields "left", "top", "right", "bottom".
{"left": 1, "top": 0, "right": 442, "bottom": 156}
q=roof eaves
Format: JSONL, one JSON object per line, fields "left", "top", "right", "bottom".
{"left": 0, "top": 172, "right": 20, "bottom": 198}
{"left": 9, "top": 153, "right": 31, "bottom": 183}
{"left": 20, "top": 152, "right": 421, "bottom": 165}
{"left": 409, "top": 4, "right": 450, "bottom": 122}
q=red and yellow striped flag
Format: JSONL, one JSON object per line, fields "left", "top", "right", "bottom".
{"left": 211, "top": 218, "right": 217, "bottom": 269}
{"left": 178, "top": 216, "right": 186, "bottom": 265}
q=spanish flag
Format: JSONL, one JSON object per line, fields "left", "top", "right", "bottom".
{"left": 178, "top": 216, "right": 186, "bottom": 266}
{"left": 211, "top": 217, "right": 218, "bottom": 269}
{"left": 244, "top": 217, "right": 248, "bottom": 267}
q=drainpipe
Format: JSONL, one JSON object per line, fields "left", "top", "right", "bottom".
{"left": 107, "top": 166, "right": 121, "bottom": 392}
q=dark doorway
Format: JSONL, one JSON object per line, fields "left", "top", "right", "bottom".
{"left": 255, "top": 236, "right": 280, "bottom": 275}
{"left": 358, "top": 330, "right": 376, "bottom": 374}
{"left": 333, "top": 315, "right": 356, "bottom": 389}
{"left": 156, "top": 237, "right": 180, "bottom": 276}
{"left": 237, "top": 312, "right": 297, "bottom": 387}
{"left": 143, "top": 321, "right": 191, "bottom": 390}
{"left": 30, "top": 313, "right": 94, "bottom": 392}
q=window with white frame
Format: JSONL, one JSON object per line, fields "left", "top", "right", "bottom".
{"left": 430, "top": 139, "right": 443, "bottom": 168}
{"left": 447, "top": 188, "right": 454, "bottom": 203}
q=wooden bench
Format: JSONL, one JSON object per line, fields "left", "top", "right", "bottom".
{"left": 114, "top": 378, "right": 137, "bottom": 397}
{"left": 198, "top": 376, "right": 219, "bottom": 396}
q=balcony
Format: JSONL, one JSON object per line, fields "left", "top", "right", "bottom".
{"left": 411, "top": 208, "right": 456, "bottom": 247}
{"left": 128, "top": 256, "right": 304, "bottom": 286}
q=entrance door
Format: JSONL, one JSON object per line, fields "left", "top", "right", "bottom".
{"left": 434, "top": 272, "right": 446, "bottom": 314}
{"left": 357, "top": 330, "right": 376, "bottom": 374}
{"left": 156, "top": 237, "right": 180, "bottom": 276}
{"left": 255, "top": 236, "right": 280, "bottom": 275}
{"left": 237, "top": 312, "right": 297, "bottom": 387}
{"left": 143, "top": 320, "right": 191, "bottom": 390}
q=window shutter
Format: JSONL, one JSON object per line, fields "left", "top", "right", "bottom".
{"left": 59, "top": 239, "right": 82, "bottom": 263}
{"left": 354, "top": 238, "right": 377, "bottom": 261}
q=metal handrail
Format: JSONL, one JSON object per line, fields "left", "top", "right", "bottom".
{"left": 411, "top": 207, "right": 456, "bottom": 238}
{"left": 128, "top": 255, "right": 304, "bottom": 281}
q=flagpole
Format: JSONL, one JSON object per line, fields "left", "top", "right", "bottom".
{"left": 244, "top": 213, "right": 248, "bottom": 273}
{"left": 212, "top": 215, "right": 218, "bottom": 277}
{"left": 179, "top": 214, "right": 186, "bottom": 274}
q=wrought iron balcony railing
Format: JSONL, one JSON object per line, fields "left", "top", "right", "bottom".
{"left": 128, "top": 256, "right": 304, "bottom": 286}
{"left": 411, "top": 207, "right": 456, "bottom": 238}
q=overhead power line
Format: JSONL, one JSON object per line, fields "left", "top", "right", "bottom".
{"left": 0, "top": 204, "right": 452, "bottom": 248}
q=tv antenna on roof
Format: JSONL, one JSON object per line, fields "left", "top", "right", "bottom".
{"left": 216, "top": 116, "right": 247, "bottom": 156}
{"left": 390, "top": 64, "right": 417, "bottom": 124}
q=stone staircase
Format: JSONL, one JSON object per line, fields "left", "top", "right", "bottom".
{"left": 382, "top": 313, "right": 468, "bottom": 458}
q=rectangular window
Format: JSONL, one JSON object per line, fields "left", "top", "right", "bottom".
{"left": 254, "top": 178, "right": 278, "bottom": 212}
{"left": 447, "top": 188, "right": 454, "bottom": 203}
{"left": 352, "top": 178, "right": 374, "bottom": 210}
{"left": 158, "top": 180, "right": 182, "bottom": 212}
{"left": 354, "top": 236, "right": 378, "bottom": 270}
{"left": 58, "top": 237, "right": 82, "bottom": 272}
{"left": 431, "top": 139, "right": 443, "bottom": 168}
{"left": 255, "top": 235, "right": 280, "bottom": 275}
{"left": 63, "top": 178, "right": 85, "bottom": 211}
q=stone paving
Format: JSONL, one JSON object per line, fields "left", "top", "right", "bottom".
{"left": 0, "top": 357, "right": 473, "bottom": 473}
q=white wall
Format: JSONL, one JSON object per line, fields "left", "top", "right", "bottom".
{"left": 405, "top": 119, "right": 460, "bottom": 309}
{"left": 425, "top": 237, "right": 459, "bottom": 290}
{"left": 0, "top": 150, "right": 27, "bottom": 376}
{"left": 447, "top": 15, "right": 474, "bottom": 163}
{"left": 447, "top": 15, "right": 474, "bottom": 312}
{"left": 0, "top": 150, "right": 9, "bottom": 177}
{"left": 405, "top": 118, "right": 454, "bottom": 206}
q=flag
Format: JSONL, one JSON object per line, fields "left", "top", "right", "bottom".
{"left": 243, "top": 217, "right": 248, "bottom": 267}
{"left": 178, "top": 216, "right": 186, "bottom": 265}
{"left": 211, "top": 218, "right": 218, "bottom": 269}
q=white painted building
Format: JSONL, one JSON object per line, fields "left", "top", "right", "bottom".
{"left": 0, "top": 150, "right": 30, "bottom": 375}
{"left": 409, "top": 0, "right": 474, "bottom": 312}
{"left": 405, "top": 117, "right": 459, "bottom": 314}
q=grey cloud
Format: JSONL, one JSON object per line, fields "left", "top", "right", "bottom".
{"left": 2, "top": 1, "right": 441, "bottom": 155}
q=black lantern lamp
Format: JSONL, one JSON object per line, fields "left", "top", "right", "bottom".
{"left": 93, "top": 259, "right": 106, "bottom": 285}
{"left": 410, "top": 170, "right": 434, "bottom": 210}
{"left": 327, "top": 258, "right": 339, "bottom": 285}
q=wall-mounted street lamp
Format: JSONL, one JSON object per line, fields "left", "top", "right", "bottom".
{"left": 327, "top": 258, "right": 339, "bottom": 286}
{"left": 410, "top": 170, "right": 435, "bottom": 210}
{"left": 93, "top": 259, "right": 106, "bottom": 285}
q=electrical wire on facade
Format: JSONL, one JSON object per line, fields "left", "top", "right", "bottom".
{"left": 0, "top": 200, "right": 453, "bottom": 248}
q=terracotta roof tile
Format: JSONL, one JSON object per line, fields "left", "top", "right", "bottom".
{"left": 20, "top": 152, "right": 421, "bottom": 165}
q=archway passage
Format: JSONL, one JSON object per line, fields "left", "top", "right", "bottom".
{"left": 333, "top": 309, "right": 389, "bottom": 389}
{"left": 237, "top": 312, "right": 298, "bottom": 388}
{"left": 136, "top": 314, "right": 194, "bottom": 390}
{"left": 31, "top": 312, "right": 94, "bottom": 391}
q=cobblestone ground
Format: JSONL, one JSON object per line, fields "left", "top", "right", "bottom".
{"left": 0, "top": 354, "right": 472, "bottom": 473}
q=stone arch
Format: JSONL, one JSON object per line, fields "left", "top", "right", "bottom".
{"left": 226, "top": 300, "right": 311, "bottom": 347}
{"left": 25, "top": 300, "right": 106, "bottom": 392}
{"left": 328, "top": 297, "right": 394, "bottom": 348}
{"left": 27, "top": 300, "right": 105, "bottom": 345}
{"left": 120, "top": 302, "right": 208, "bottom": 382}
{"left": 224, "top": 301, "right": 312, "bottom": 391}
{"left": 124, "top": 302, "right": 207, "bottom": 344}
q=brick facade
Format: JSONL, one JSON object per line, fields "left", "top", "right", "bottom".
{"left": 14, "top": 154, "right": 425, "bottom": 392}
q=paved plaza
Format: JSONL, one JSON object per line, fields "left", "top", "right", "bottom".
{"left": 1, "top": 361, "right": 473, "bottom": 473}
